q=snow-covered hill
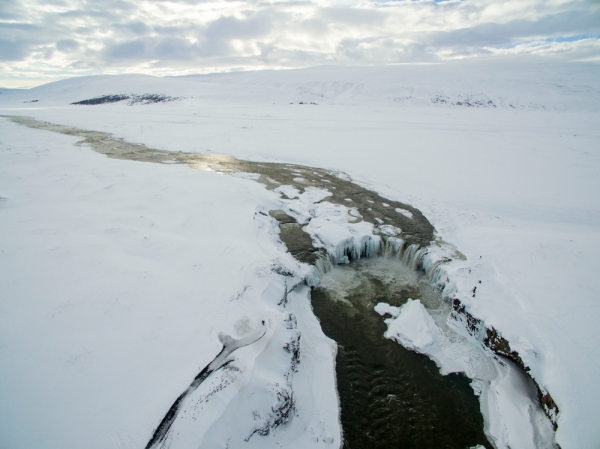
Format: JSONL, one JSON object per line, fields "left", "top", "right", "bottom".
{"left": 2, "top": 61, "right": 599, "bottom": 112}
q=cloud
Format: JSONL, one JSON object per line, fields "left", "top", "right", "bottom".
{"left": 0, "top": 38, "right": 33, "bottom": 61}
{"left": 56, "top": 38, "right": 79, "bottom": 52}
{"left": 112, "top": 21, "right": 151, "bottom": 36}
{"left": 423, "top": 7, "right": 600, "bottom": 49}
{"left": 104, "top": 39, "right": 148, "bottom": 60}
{"left": 0, "top": 0, "right": 599, "bottom": 86}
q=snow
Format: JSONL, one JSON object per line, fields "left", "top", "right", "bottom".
{"left": 303, "top": 203, "right": 380, "bottom": 264}
{"left": 1, "top": 59, "right": 599, "bottom": 448}
{"left": 379, "top": 299, "right": 441, "bottom": 351}
{"left": 0, "top": 119, "right": 341, "bottom": 449}
{"left": 377, "top": 299, "right": 557, "bottom": 449}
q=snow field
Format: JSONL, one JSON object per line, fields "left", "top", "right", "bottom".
{"left": 0, "top": 119, "right": 341, "bottom": 449}
{"left": 1, "top": 61, "right": 599, "bottom": 448}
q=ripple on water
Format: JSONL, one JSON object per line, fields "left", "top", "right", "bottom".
{"left": 311, "top": 258, "right": 491, "bottom": 449}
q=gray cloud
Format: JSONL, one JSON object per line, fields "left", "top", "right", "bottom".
{"left": 105, "top": 39, "right": 148, "bottom": 59}
{"left": 56, "top": 38, "right": 80, "bottom": 51}
{"left": 0, "top": 22, "right": 40, "bottom": 31}
{"left": 204, "top": 13, "right": 274, "bottom": 41}
{"left": 423, "top": 8, "right": 600, "bottom": 49}
{"left": 318, "top": 7, "right": 386, "bottom": 26}
{"left": 1, "top": 0, "right": 599, "bottom": 86}
{"left": 112, "top": 21, "right": 151, "bottom": 36}
{"left": 0, "top": 39, "right": 32, "bottom": 61}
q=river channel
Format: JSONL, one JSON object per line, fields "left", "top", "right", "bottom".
{"left": 3, "top": 115, "right": 491, "bottom": 448}
{"left": 312, "top": 258, "right": 490, "bottom": 448}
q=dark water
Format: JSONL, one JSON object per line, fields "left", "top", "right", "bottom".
{"left": 311, "top": 259, "right": 491, "bottom": 449}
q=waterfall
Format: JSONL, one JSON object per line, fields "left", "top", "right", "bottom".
{"left": 303, "top": 233, "right": 453, "bottom": 293}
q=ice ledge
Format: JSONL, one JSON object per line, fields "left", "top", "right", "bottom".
{"left": 377, "top": 299, "right": 558, "bottom": 449}
{"left": 268, "top": 181, "right": 560, "bottom": 449}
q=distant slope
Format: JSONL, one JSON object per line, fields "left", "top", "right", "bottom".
{"left": 1, "top": 61, "right": 598, "bottom": 112}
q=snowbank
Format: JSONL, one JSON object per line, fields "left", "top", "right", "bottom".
{"left": 378, "top": 299, "right": 441, "bottom": 351}
{"left": 377, "top": 299, "right": 557, "bottom": 449}
{"left": 0, "top": 119, "right": 341, "bottom": 449}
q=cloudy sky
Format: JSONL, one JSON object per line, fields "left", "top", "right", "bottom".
{"left": 0, "top": 0, "right": 599, "bottom": 87}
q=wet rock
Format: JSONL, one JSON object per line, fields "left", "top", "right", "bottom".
{"left": 451, "top": 298, "right": 561, "bottom": 429}
{"left": 71, "top": 93, "right": 182, "bottom": 106}
{"left": 269, "top": 210, "right": 297, "bottom": 224}
{"left": 278, "top": 223, "right": 326, "bottom": 265}
{"left": 71, "top": 94, "right": 130, "bottom": 105}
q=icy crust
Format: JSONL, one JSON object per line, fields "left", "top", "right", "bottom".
{"left": 374, "top": 240, "right": 560, "bottom": 448}
{"left": 376, "top": 299, "right": 557, "bottom": 449}
{"left": 275, "top": 185, "right": 381, "bottom": 266}
{"left": 377, "top": 299, "right": 440, "bottom": 351}
{"left": 305, "top": 208, "right": 380, "bottom": 265}
{"left": 270, "top": 182, "right": 559, "bottom": 449}
{"left": 145, "top": 217, "right": 343, "bottom": 449}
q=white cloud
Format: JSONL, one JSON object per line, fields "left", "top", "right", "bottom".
{"left": 0, "top": 0, "right": 598, "bottom": 86}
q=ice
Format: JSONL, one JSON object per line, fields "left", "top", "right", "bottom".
{"left": 274, "top": 184, "right": 300, "bottom": 199}
{"left": 374, "top": 302, "right": 399, "bottom": 317}
{"left": 378, "top": 299, "right": 558, "bottom": 449}
{"left": 395, "top": 208, "right": 413, "bottom": 219}
{"left": 232, "top": 172, "right": 261, "bottom": 180}
{"left": 305, "top": 214, "right": 379, "bottom": 264}
{"left": 382, "top": 299, "right": 441, "bottom": 351}
{"left": 378, "top": 224, "right": 402, "bottom": 237}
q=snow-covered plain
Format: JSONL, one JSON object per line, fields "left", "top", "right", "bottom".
{"left": 1, "top": 60, "right": 599, "bottom": 448}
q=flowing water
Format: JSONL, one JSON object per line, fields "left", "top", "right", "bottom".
{"left": 0, "top": 115, "right": 435, "bottom": 247}
{"left": 311, "top": 258, "right": 490, "bottom": 448}
{"left": 4, "top": 115, "right": 491, "bottom": 448}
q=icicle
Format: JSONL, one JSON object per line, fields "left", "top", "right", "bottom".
{"left": 304, "top": 266, "right": 322, "bottom": 287}
{"left": 303, "top": 222, "right": 455, "bottom": 300}
{"left": 327, "top": 234, "right": 381, "bottom": 265}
